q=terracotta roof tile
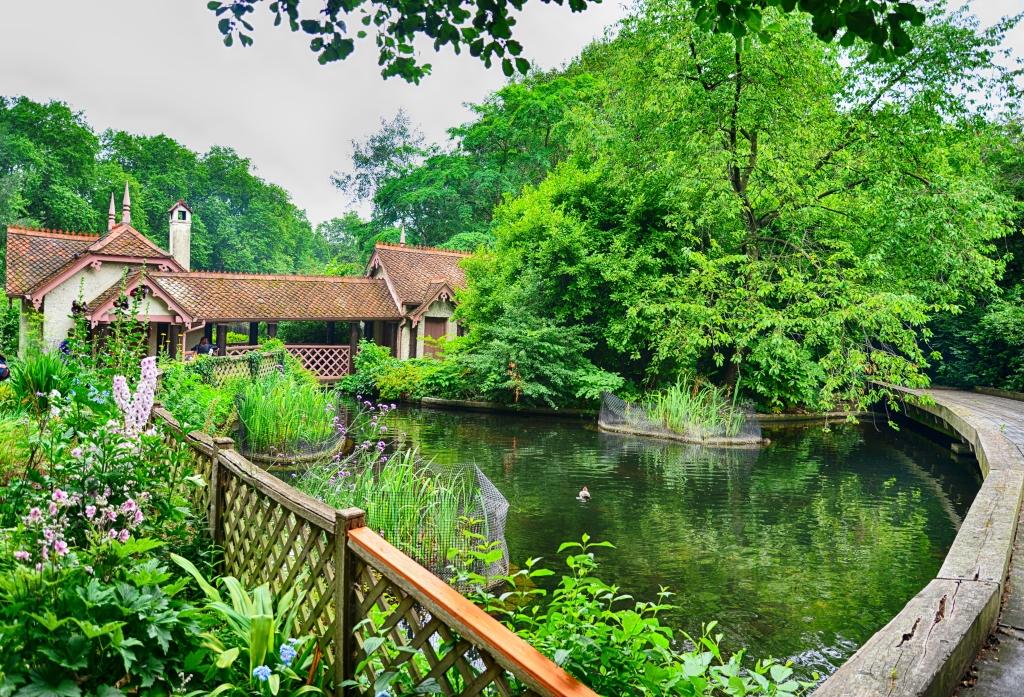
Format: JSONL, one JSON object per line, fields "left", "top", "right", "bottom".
{"left": 6, "top": 227, "right": 97, "bottom": 296}
{"left": 370, "top": 243, "right": 468, "bottom": 307}
{"left": 148, "top": 272, "right": 402, "bottom": 321}
{"left": 88, "top": 225, "right": 171, "bottom": 259}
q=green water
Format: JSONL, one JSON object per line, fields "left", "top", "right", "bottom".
{"left": 385, "top": 407, "right": 980, "bottom": 675}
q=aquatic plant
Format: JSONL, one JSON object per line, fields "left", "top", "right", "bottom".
{"left": 237, "top": 374, "right": 335, "bottom": 453}
{"left": 297, "top": 400, "right": 483, "bottom": 572}
{"left": 644, "top": 378, "right": 747, "bottom": 439}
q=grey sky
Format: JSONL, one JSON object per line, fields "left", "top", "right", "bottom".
{"left": 0, "top": 0, "right": 1020, "bottom": 226}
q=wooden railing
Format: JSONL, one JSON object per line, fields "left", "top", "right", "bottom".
{"left": 224, "top": 344, "right": 351, "bottom": 382}
{"left": 155, "top": 405, "right": 593, "bottom": 697}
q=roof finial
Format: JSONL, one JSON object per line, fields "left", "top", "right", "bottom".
{"left": 399, "top": 224, "right": 406, "bottom": 245}
{"left": 121, "top": 182, "right": 131, "bottom": 226}
{"left": 107, "top": 192, "right": 116, "bottom": 231}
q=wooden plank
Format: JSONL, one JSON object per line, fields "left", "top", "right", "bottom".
{"left": 335, "top": 508, "right": 365, "bottom": 697}
{"left": 347, "top": 527, "right": 598, "bottom": 697}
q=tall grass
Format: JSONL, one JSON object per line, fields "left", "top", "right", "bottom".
{"left": 298, "top": 449, "right": 479, "bottom": 570}
{"left": 237, "top": 373, "right": 335, "bottom": 453}
{"left": 644, "top": 378, "right": 747, "bottom": 439}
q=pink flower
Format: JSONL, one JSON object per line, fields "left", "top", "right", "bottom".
{"left": 132, "top": 509, "right": 144, "bottom": 525}
{"left": 52, "top": 489, "right": 68, "bottom": 504}
{"left": 25, "top": 507, "right": 41, "bottom": 523}
{"left": 106, "top": 509, "right": 117, "bottom": 522}
{"left": 118, "top": 529, "right": 130, "bottom": 543}
{"left": 70, "top": 447, "right": 83, "bottom": 459}
{"left": 53, "top": 540, "right": 68, "bottom": 556}
{"left": 108, "top": 529, "right": 119, "bottom": 540}
{"left": 84, "top": 505, "right": 96, "bottom": 519}
{"left": 48, "top": 502, "right": 57, "bottom": 516}
{"left": 13, "top": 550, "right": 30, "bottom": 562}
{"left": 121, "top": 499, "right": 137, "bottom": 513}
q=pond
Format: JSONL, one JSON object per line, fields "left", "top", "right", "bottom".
{"left": 384, "top": 406, "right": 981, "bottom": 676}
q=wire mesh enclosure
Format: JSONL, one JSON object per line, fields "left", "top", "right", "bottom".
{"left": 598, "top": 392, "right": 764, "bottom": 445}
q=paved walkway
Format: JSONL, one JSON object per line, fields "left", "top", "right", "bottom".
{"left": 916, "top": 390, "right": 1024, "bottom": 697}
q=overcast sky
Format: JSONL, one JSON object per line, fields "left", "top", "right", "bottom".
{"left": 0, "top": 0, "right": 1020, "bottom": 226}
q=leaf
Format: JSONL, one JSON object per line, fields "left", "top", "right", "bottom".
{"left": 216, "top": 646, "right": 240, "bottom": 669}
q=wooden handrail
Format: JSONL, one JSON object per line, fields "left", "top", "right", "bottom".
{"left": 347, "top": 526, "right": 598, "bottom": 697}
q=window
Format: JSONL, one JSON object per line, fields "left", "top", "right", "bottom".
{"left": 177, "top": 210, "right": 187, "bottom": 221}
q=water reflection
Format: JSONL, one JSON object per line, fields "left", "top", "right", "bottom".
{"left": 386, "top": 407, "right": 980, "bottom": 674}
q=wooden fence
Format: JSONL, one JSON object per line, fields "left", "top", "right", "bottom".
{"left": 225, "top": 344, "right": 352, "bottom": 382}
{"left": 155, "top": 405, "right": 594, "bottom": 697}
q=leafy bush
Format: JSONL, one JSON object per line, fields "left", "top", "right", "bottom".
{"left": 645, "top": 378, "right": 747, "bottom": 439}
{"left": 9, "top": 350, "right": 72, "bottom": 415}
{"left": 238, "top": 374, "right": 335, "bottom": 453}
{"left": 338, "top": 340, "right": 397, "bottom": 397}
{"left": 456, "top": 535, "right": 816, "bottom": 696}
{"left": 0, "top": 539, "right": 204, "bottom": 696}
{"left": 0, "top": 413, "right": 30, "bottom": 484}
{"left": 453, "top": 307, "right": 623, "bottom": 408}
{"left": 159, "top": 359, "right": 243, "bottom": 434}
{"left": 172, "top": 555, "right": 327, "bottom": 696}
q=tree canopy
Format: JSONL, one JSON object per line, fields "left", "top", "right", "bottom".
{"left": 338, "top": 1, "right": 1019, "bottom": 409}
{"left": 206, "top": 0, "right": 932, "bottom": 81}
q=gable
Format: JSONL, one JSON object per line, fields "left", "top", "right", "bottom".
{"left": 368, "top": 244, "right": 468, "bottom": 307}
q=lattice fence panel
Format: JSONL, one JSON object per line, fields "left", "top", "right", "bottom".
{"left": 287, "top": 345, "right": 351, "bottom": 380}
{"left": 349, "top": 559, "right": 522, "bottom": 697}
{"left": 219, "top": 467, "right": 340, "bottom": 670}
{"left": 225, "top": 344, "right": 259, "bottom": 356}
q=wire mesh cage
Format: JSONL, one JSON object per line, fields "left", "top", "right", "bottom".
{"left": 599, "top": 392, "right": 764, "bottom": 445}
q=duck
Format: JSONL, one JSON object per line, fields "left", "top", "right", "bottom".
{"left": 577, "top": 485, "right": 591, "bottom": 502}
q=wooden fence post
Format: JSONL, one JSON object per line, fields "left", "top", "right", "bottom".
{"left": 334, "top": 507, "right": 366, "bottom": 696}
{"left": 209, "top": 436, "right": 234, "bottom": 544}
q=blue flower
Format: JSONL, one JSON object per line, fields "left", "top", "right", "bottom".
{"left": 253, "top": 665, "right": 272, "bottom": 681}
{"left": 279, "top": 642, "right": 297, "bottom": 666}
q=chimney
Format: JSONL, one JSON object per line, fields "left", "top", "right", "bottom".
{"left": 107, "top": 192, "right": 116, "bottom": 231}
{"left": 121, "top": 182, "right": 131, "bottom": 225}
{"left": 168, "top": 200, "right": 192, "bottom": 270}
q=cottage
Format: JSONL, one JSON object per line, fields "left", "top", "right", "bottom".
{"left": 5, "top": 188, "right": 468, "bottom": 377}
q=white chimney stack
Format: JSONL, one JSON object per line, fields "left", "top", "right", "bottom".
{"left": 168, "top": 200, "right": 192, "bottom": 271}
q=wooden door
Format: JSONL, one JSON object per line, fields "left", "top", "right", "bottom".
{"left": 423, "top": 318, "right": 446, "bottom": 357}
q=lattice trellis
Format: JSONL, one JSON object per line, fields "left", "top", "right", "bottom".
{"left": 155, "top": 409, "right": 595, "bottom": 697}
{"left": 349, "top": 559, "right": 522, "bottom": 696}
{"left": 287, "top": 345, "right": 352, "bottom": 381}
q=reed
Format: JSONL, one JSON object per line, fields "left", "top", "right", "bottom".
{"left": 645, "top": 378, "right": 747, "bottom": 439}
{"left": 298, "top": 448, "right": 477, "bottom": 570}
{"left": 237, "top": 373, "right": 335, "bottom": 453}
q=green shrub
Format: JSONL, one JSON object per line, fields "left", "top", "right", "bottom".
{"left": 159, "top": 360, "right": 243, "bottom": 435}
{"left": 9, "top": 350, "right": 71, "bottom": 415}
{"left": 238, "top": 374, "right": 335, "bottom": 453}
{"left": 0, "top": 413, "right": 30, "bottom": 483}
{"left": 338, "top": 340, "right": 397, "bottom": 397}
{"left": 455, "top": 535, "right": 816, "bottom": 696}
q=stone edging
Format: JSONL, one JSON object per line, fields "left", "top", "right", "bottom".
{"left": 596, "top": 420, "right": 768, "bottom": 447}
{"left": 813, "top": 390, "right": 1024, "bottom": 697}
{"left": 975, "top": 386, "right": 1024, "bottom": 403}
{"left": 417, "top": 396, "right": 597, "bottom": 419}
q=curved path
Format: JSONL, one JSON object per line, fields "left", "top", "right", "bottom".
{"left": 815, "top": 388, "right": 1024, "bottom": 697}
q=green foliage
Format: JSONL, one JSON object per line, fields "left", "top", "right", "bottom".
{"left": 454, "top": 305, "right": 623, "bottom": 407}
{"left": 0, "top": 541, "right": 203, "bottom": 696}
{"left": 338, "top": 340, "right": 397, "bottom": 398}
{"left": 205, "top": 0, "right": 929, "bottom": 82}
{"left": 454, "top": 534, "right": 816, "bottom": 696}
{"left": 455, "top": 3, "right": 1016, "bottom": 410}
{"left": 170, "top": 554, "right": 326, "bottom": 696}
{"left": 158, "top": 359, "right": 242, "bottom": 434}
{"left": 10, "top": 350, "right": 71, "bottom": 416}
{"left": 0, "top": 299, "right": 18, "bottom": 356}
{"left": 645, "top": 379, "right": 747, "bottom": 439}
{"left": 237, "top": 374, "right": 335, "bottom": 453}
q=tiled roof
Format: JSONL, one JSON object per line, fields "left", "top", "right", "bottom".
{"left": 6, "top": 227, "right": 97, "bottom": 296}
{"left": 148, "top": 272, "right": 402, "bottom": 321}
{"left": 88, "top": 225, "right": 172, "bottom": 260}
{"left": 370, "top": 244, "right": 468, "bottom": 307}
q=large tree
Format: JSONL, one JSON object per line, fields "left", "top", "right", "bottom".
{"left": 205, "top": 0, "right": 929, "bottom": 81}
{"left": 457, "top": 2, "right": 1017, "bottom": 410}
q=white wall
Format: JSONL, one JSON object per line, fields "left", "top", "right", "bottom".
{"left": 415, "top": 300, "right": 457, "bottom": 358}
{"left": 41, "top": 262, "right": 132, "bottom": 348}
